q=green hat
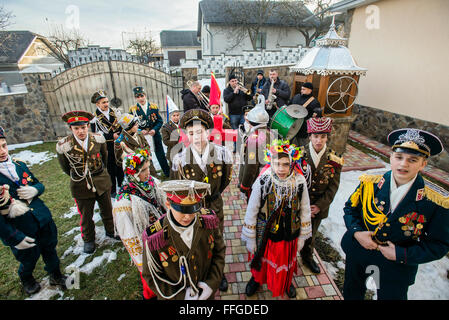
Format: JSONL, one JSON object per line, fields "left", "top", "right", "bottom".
{"left": 62, "top": 110, "right": 94, "bottom": 126}
{"left": 160, "top": 180, "right": 210, "bottom": 214}
{"left": 133, "top": 86, "right": 145, "bottom": 97}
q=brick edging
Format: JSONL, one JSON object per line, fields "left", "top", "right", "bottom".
{"left": 313, "top": 248, "right": 344, "bottom": 300}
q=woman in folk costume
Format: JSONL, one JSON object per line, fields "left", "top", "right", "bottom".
{"left": 112, "top": 148, "right": 166, "bottom": 299}
{"left": 242, "top": 139, "right": 312, "bottom": 299}
{"left": 114, "top": 113, "right": 158, "bottom": 177}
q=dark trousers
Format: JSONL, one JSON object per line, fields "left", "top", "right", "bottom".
{"left": 11, "top": 219, "right": 60, "bottom": 282}
{"left": 106, "top": 142, "right": 124, "bottom": 195}
{"left": 300, "top": 217, "right": 322, "bottom": 261}
{"left": 341, "top": 231, "right": 415, "bottom": 300}
{"left": 153, "top": 132, "right": 170, "bottom": 177}
{"left": 74, "top": 190, "right": 114, "bottom": 243}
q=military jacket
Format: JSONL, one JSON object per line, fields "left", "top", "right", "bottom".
{"left": 141, "top": 209, "right": 225, "bottom": 300}
{"left": 129, "top": 102, "right": 163, "bottom": 132}
{"left": 238, "top": 127, "right": 275, "bottom": 195}
{"left": 303, "top": 144, "right": 343, "bottom": 219}
{"left": 56, "top": 133, "right": 112, "bottom": 199}
{"left": 343, "top": 171, "right": 449, "bottom": 266}
{"left": 90, "top": 108, "right": 121, "bottom": 142}
{"left": 160, "top": 121, "right": 181, "bottom": 163}
{"left": 170, "top": 143, "right": 233, "bottom": 203}
{"left": 0, "top": 159, "right": 53, "bottom": 247}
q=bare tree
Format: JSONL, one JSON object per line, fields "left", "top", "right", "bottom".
{"left": 218, "top": 0, "right": 279, "bottom": 51}
{"left": 0, "top": 5, "right": 14, "bottom": 30}
{"left": 46, "top": 24, "right": 89, "bottom": 68}
{"left": 0, "top": 5, "right": 16, "bottom": 59}
{"left": 277, "top": 0, "right": 344, "bottom": 47}
{"left": 126, "top": 32, "right": 160, "bottom": 64}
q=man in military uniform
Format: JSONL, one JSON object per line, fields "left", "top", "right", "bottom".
{"left": 171, "top": 108, "right": 233, "bottom": 291}
{"left": 0, "top": 127, "right": 67, "bottom": 295}
{"left": 90, "top": 90, "right": 124, "bottom": 197}
{"left": 302, "top": 117, "right": 343, "bottom": 274}
{"left": 129, "top": 86, "right": 170, "bottom": 177}
{"left": 161, "top": 99, "right": 182, "bottom": 167}
{"left": 141, "top": 180, "right": 225, "bottom": 300}
{"left": 238, "top": 96, "right": 275, "bottom": 201}
{"left": 56, "top": 111, "right": 118, "bottom": 254}
{"left": 341, "top": 128, "right": 449, "bottom": 300}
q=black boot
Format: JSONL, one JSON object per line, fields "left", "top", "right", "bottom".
{"left": 302, "top": 256, "right": 321, "bottom": 274}
{"left": 219, "top": 275, "right": 228, "bottom": 292}
{"left": 49, "top": 270, "right": 68, "bottom": 289}
{"left": 83, "top": 241, "right": 96, "bottom": 254}
{"left": 286, "top": 284, "right": 297, "bottom": 298}
{"left": 106, "top": 232, "right": 120, "bottom": 240}
{"left": 245, "top": 276, "right": 260, "bottom": 297}
{"left": 22, "top": 277, "right": 41, "bottom": 295}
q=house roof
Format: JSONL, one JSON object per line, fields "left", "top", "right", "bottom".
{"left": 160, "top": 30, "right": 201, "bottom": 48}
{"left": 0, "top": 31, "right": 36, "bottom": 64}
{"left": 329, "top": 0, "right": 380, "bottom": 12}
{"left": 0, "top": 30, "right": 64, "bottom": 66}
{"left": 197, "top": 0, "right": 317, "bottom": 36}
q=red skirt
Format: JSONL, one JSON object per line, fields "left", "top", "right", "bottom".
{"left": 250, "top": 238, "right": 298, "bottom": 297}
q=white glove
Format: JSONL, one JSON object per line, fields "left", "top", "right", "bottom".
{"left": 14, "top": 236, "right": 36, "bottom": 250}
{"left": 197, "top": 281, "right": 213, "bottom": 300}
{"left": 17, "top": 186, "right": 38, "bottom": 201}
{"left": 184, "top": 286, "right": 199, "bottom": 300}
{"left": 8, "top": 199, "right": 29, "bottom": 218}
{"left": 245, "top": 237, "right": 256, "bottom": 254}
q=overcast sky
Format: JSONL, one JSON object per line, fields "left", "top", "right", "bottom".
{"left": 2, "top": 0, "right": 201, "bottom": 49}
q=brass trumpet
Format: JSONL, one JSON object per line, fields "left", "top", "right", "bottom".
{"left": 237, "top": 82, "right": 251, "bottom": 95}
{"left": 187, "top": 80, "right": 210, "bottom": 109}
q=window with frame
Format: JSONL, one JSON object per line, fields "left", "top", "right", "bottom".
{"left": 256, "top": 32, "right": 267, "bottom": 50}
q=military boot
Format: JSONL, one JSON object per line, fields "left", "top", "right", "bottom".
{"left": 245, "top": 276, "right": 260, "bottom": 297}
{"left": 22, "top": 277, "right": 41, "bottom": 295}
{"left": 49, "top": 269, "right": 68, "bottom": 289}
{"left": 83, "top": 241, "right": 96, "bottom": 254}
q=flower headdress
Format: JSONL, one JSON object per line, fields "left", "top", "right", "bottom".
{"left": 264, "top": 138, "right": 302, "bottom": 165}
{"left": 123, "top": 148, "right": 151, "bottom": 177}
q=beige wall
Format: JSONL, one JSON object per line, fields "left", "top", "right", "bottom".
{"left": 348, "top": 0, "right": 449, "bottom": 126}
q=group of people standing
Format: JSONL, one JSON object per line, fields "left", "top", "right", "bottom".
{"left": 0, "top": 76, "right": 448, "bottom": 302}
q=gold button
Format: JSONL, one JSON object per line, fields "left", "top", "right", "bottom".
{"left": 30, "top": 208, "right": 34, "bottom": 211}
{"left": 386, "top": 223, "right": 390, "bottom": 227}
{"left": 312, "top": 188, "right": 316, "bottom": 192}
{"left": 383, "top": 233, "right": 387, "bottom": 237}
{"left": 194, "top": 266, "right": 197, "bottom": 270}
{"left": 191, "top": 255, "right": 194, "bottom": 259}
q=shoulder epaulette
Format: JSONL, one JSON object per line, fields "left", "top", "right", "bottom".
{"left": 358, "top": 174, "right": 383, "bottom": 184}
{"left": 56, "top": 136, "right": 71, "bottom": 154}
{"left": 199, "top": 208, "right": 219, "bottom": 230}
{"left": 129, "top": 105, "right": 138, "bottom": 113}
{"left": 424, "top": 185, "right": 449, "bottom": 209}
{"left": 142, "top": 216, "right": 168, "bottom": 251}
{"left": 328, "top": 150, "right": 344, "bottom": 167}
{"left": 92, "top": 133, "right": 106, "bottom": 143}
{"left": 150, "top": 103, "right": 158, "bottom": 110}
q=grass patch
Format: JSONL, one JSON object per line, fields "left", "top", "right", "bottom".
{"left": 1, "top": 142, "right": 142, "bottom": 300}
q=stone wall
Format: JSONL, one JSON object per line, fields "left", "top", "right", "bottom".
{"left": 352, "top": 104, "right": 449, "bottom": 172}
{"left": 0, "top": 73, "right": 57, "bottom": 144}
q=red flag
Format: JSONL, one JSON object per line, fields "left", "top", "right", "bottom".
{"left": 209, "top": 72, "right": 221, "bottom": 106}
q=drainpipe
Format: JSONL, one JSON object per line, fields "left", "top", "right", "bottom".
{"left": 204, "top": 23, "right": 213, "bottom": 55}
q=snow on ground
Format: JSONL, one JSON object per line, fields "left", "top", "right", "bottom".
{"left": 28, "top": 205, "right": 120, "bottom": 300}
{"left": 11, "top": 150, "right": 57, "bottom": 167}
{"left": 320, "top": 161, "right": 449, "bottom": 300}
{"left": 8, "top": 141, "right": 43, "bottom": 151}
{"left": 117, "top": 274, "right": 126, "bottom": 282}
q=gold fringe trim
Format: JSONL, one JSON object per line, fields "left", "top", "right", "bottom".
{"left": 329, "top": 150, "right": 345, "bottom": 166}
{"left": 112, "top": 206, "right": 132, "bottom": 214}
{"left": 358, "top": 174, "right": 383, "bottom": 183}
{"left": 424, "top": 186, "right": 449, "bottom": 209}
